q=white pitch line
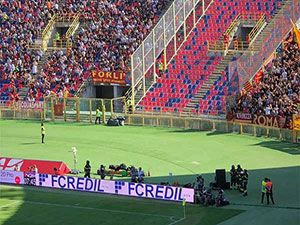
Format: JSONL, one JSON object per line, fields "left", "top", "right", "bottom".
{"left": 167, "top": 217, "right": 185, "bottom": 225}
{"left": 22, "top": 200, "right": 173, "bottom": 219}
{"left": 0, "top": 200, "right": 21, "bottom": 208}
{"left": 2, "top": 199, "right": 184, "bottom": 225}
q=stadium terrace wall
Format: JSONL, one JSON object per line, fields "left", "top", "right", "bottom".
{"left": 125, "top": 113, "right": 300, "bottom": 143}
{"left": 0, "top": 171, "right": 195, "bottom": 203}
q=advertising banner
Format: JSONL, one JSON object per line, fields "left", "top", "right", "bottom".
{"left": 91, "top": 71, "right": 131, "bottom": 85}
{"left": 0, "top": 157, "right": 70, "bottom": 175}
{"left": 235, "top": 113, "right": 252, "bottom": 123}
{"left": 54, "top": 103, "right": 63, "bottom": 116}
{"left": 36, "top": 174, "right": 194, "bottom": 203}
{"left": 0, "top": 170, "right": 24, "bottom": 184}
{"left": 16, "top": 101, "right": 44, "bottom": 110}
{"left": 253, "top": 115, "right": 290, "bottom": 129}
{"left": 293, "top": 114, "right": 300, "bottom": 131}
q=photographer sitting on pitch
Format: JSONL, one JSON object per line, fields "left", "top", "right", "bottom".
{"left": 216, "top": 189, "right": 229, "bottom": 207}
{"left": 130, "top": 167, "right": 137, "bottom": 182}
{"left": 97, "top": 165, "right": 106, "bottom": 179}
{"left": 196, "top": 175, "right": 204, "bottom": 190}
{"left": 137, "top": 167, "right": 145, "bottom": 183}
{"left": 204, "top": 189, "right": 215, "bottom": 206}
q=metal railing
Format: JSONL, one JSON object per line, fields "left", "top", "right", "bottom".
{"left": 248, "top": 13, "right": 266, "bottom": 42}
{"left": 56, "top": 13, "right": 77, "bottom": 23}
{"left": 208, "top": 13, "right": 265, "bottom": 54}
{"left": 43, "top": 96, "right": 127, "bottom": 122}
{"left": 127, "top": 0, "right": 215, "bottom": 107}
{"left": 66, "top": 13, "right": 80, "bottom": 38}
{"left": 208, "top": 40, "right": 255, "bottom": 53}
{"left": 224, "top": 14, "right": 241, "bottom": 37}
{"left": 42, "top": 14, "right": 57, "bottom": 39}
{"left": 53, "top": 39, "right": 72, "bottom": 49}
{"left": 126, "top": 113, "right": 300, "bottom": 143}
{"left": 229, "top": 0, "right": 300, "bottom": 90}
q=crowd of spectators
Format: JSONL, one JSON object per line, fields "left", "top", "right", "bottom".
{"left": 0, "top": 0, "right": 58, "bottom": 102}
{"left": 61, "top": 0, "right": 169, "bottom": 72}
{"left": 234, "top": 34, "right": 300, "bottom": 123}
{"left": 23, "top": 0, "right": 170, "bottom": 101}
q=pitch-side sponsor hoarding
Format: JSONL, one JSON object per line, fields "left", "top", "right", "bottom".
{"left": 0, "top": 171, "right": 194, "bottom": 203}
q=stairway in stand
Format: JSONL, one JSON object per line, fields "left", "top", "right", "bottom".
{"left": 138, "top": 0, "right": 286, "bottom": 117}
{"left": 182, "top": 53, "right": 234, "bottom": 114}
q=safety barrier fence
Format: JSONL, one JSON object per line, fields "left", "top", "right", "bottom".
{"left": 229, "top": 0, "right": 300, "bottom": 90}
{"left": 208, "top": 13, "right": 265, "bottom": 53}
{"left": 28, "top": 14, "right": 57, "bottom": 51}
{"left": 66, "top": 13, "right": 80, "bottom": 38}
{"left": 126, "top": 0, "right": 215, "bottom": 106}
{"left": 42, "top": 14, "right": 57, "bottom": 39}
{"left": 208, "top": 40, "right": 255, "bottom": 53}
{"left": 53, "top": 39, "right": 72, "bottom": 49}
{"left": 248, "top": 13, "right": 266, "bottom": 42}
{"left": 0, "top": 97, "right": 126, "bottom": 123}
{"left": 126, "top": 113, "right": 300, "bottom": 143}
{"left": 55, "top": 13, "right": 78, "bottom": 23}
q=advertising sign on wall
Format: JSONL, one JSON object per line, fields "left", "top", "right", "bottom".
{"left": 0, "top": 157, "right": 70, "bottom": 175}
{"left": 36, "top": 174, "right": 194, "bottom": 203}
{"left": 16, "top": 101, "right": 44, "bottom": 110}
{"left": 253, "top": 115, "right": 290, "bottom": 129}
{"left": 91, "top": 71, "right": 131, "bottom": 85}
{"left": 0, "top": 171, "right": 194, "bottom": 203}
{"left": 293, "top": 114, "right": 300, "bottom": 131}
{"left": 0, "top": 171, "right": 24, "bottom": 184}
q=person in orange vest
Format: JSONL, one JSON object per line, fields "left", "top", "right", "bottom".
{"left": 266, "top": 178, "right": 275, "bottom": 205}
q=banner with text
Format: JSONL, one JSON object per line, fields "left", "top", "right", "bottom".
{"left": 16, "top": 101, "right": 44, "bottom": 111}
{"left": 253, "top": 115, "right": 291, "bottom": 129}
{"left": 235, "top": 113, "right": 252, "bottom": 123}
{"left": 0, "top": 157, "right": 70, "bottom": 175}
{"left": 0, "top": 170, "right": 24, "bottom": 184}
{"left": 230, "top": 114, "right": 292, "bottom": 129}
{"left": 91, "top": 71, "right": 131, "bottom": 85}
{"left": 36, "top": 174, "right": 194, "bottom": 203}
{"left": 293, "top": 114, "right": 300, "bottom": 131}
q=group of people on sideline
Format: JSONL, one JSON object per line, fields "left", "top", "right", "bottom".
{"left": 230, "top": 165, "right": 248, "bottom": 196}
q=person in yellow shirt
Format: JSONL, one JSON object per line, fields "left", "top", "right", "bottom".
{"left": 41, "top": 123, "right": 45, "bottom": 143}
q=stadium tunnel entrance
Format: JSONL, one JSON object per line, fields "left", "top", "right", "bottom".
{"left": 95, "top": 85, "right": 129, "bottom": 99}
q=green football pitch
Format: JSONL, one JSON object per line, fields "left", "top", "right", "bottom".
{"left": 0, "top": 119, "right": 299, "bottom": 225}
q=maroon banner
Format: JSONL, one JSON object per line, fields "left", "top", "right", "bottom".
{"left": 91, "top": 71, "right": 131, "bottom": 85}
{"left": 54, "top": 103, "right": 63, "bottom": 116}
{"left": 236, "top": 113, "right": 252, "bottom": 122}
{"left": 253, "top": 115, "right": 290, "bottom": 129}
{"left": 0, "top": 157, "right": 70, "bottom": 175}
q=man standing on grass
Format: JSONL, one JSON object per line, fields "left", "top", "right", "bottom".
{"left": 41, "top": 123, "right": 45, "bottom": 143}
{"left": 261, "top": 178, "right": 268, "bottom": 203}
{"left": 95, "top": 108, "right": 101, "bottom": 124}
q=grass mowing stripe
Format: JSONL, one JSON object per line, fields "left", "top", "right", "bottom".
{"left": 5, "top": 199, "right": 176, "bottom": 220}
{"left": 0, "top": 200, "right": 21, "bottom": 208}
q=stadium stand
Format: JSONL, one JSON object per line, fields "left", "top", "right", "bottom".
{"left": 24, "top": 0, "right": 171, "bottom": 101}
{"left": 0, "top": 0, "right": 171, "bottom": 103}
{"left": 139, "top": 0, "right": 284, "bottom": 115}
{"left": 233, "top": 33, "right": 300, "bottom": 126}
{"left": 0, "top": 0, "right": 58, "bottom": 104}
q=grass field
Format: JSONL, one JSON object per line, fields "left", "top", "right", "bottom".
{"left": 0, "top": 119, "right": 299, "bottom": 225}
